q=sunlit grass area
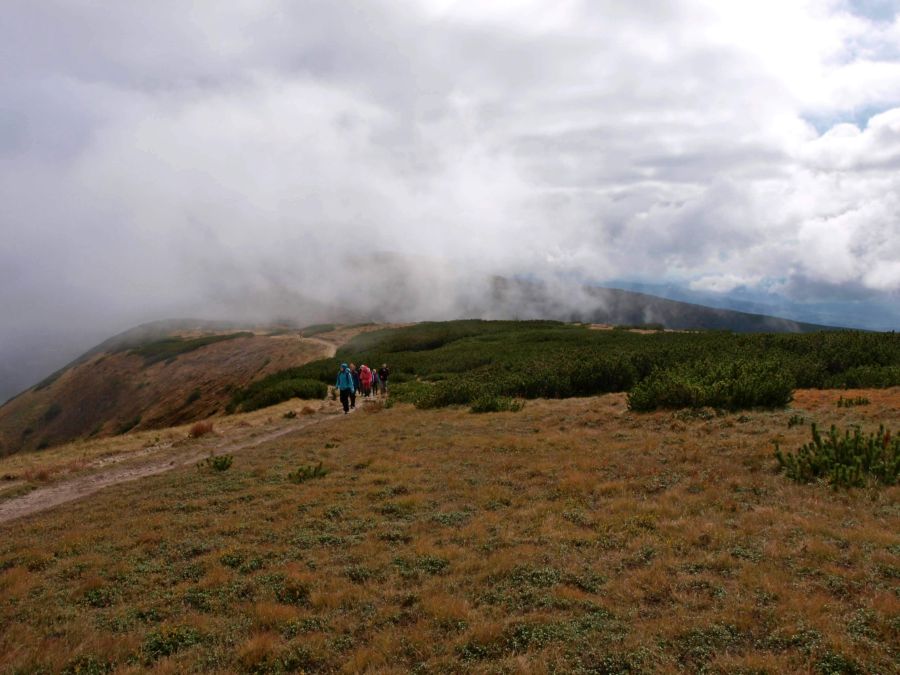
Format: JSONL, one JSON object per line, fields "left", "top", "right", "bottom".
{"left": 1, "top": 389, "right": 897, "bottom": 672}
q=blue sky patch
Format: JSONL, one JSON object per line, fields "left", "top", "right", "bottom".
{"left": 848, "top": 0, "right": 898, "bottom": 22}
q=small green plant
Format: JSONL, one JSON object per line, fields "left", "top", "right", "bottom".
{"left": 837, "top": 395, "right": 870, "bottom": 408}
{"left": 775, "top": 424, "right": 899, "bottom": 488}
{"left": 288, "top": 462, "right": 327, "bottom": 484}
{"left": 141, "top": 625, "right": 201, "bottom": 663}
{"left": 788, "top": 414, "right": 805, "bottom": 428}
{"left": 230, "top": 378, "right": 328, "bottom": 413}
{"left": 198, "top": 454, "right": 233, "bottom": 472}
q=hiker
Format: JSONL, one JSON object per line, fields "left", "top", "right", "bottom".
{"left": 335, "top": 363, "right": 356, "bottom": 413}
{"left": 359, "top": 364, "right": 372, "bottom": 397}
{"left": 349, "top": 363, "right": 361, "bottom": 396}
{"left": 371, "top": 368, "right": 381, "bottom": 396}
{"left": 378, "top": 364, "right": 390, "bottom": 394}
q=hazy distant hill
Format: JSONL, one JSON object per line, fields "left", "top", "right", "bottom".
{"left": 481, "top": 278, "right": 835, "bottom": 332}
{"left": 0, "top": 323, "right": 334, "bottom": 457}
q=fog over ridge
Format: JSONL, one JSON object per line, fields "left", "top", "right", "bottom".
{"left": 2, "top": 0, "right": 900, "bottom": 400}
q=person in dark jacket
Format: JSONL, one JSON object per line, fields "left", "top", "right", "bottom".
{"left": 371, "top": 369, "right": 381, "bottom": 397}
{"left": 350, "top": 363, "right": 361, "bottom": 408}
{"left": 378, "top": 364, "right": 390, "bottom": 394}
{"left": 335, "top": 363, "right": 356, "bottom": 414}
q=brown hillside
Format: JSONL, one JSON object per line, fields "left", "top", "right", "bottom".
{"left": 0, "top": 327, "right": 356, "bottom": 457}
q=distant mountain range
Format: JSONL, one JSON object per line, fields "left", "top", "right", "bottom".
{"left": 479, "top": 278, "right": 836, "bottom": 332}
{"left": 607, "top": 280, "right": 899, "bottom": 331}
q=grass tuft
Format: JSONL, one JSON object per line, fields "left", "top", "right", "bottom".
{"left": 189, "top": 420, "right": 215, "bottom": 438}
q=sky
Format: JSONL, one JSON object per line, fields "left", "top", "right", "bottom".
{"left": 1, "top": 0, "right": 899, "bottom": 398}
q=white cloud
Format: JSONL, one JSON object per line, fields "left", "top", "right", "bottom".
{"left": 2, "top": 0, "right": 900, "bottom": 385}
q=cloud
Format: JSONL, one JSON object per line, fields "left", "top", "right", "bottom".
{"left": 2, "top": 0, "right": 900, "bottom": 397}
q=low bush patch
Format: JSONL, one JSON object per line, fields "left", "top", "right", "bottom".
{"left": 130, "top": 332, "right": 253, "bottom": 366}
{"left": 775, "top": 424, "right": 899, "bottom": 488}
{"left": 627, "top": 359, "right": 793, "bottom": 411}
{"left": 230, "top": 378, "right": 327, "bottom": 413}
{"left": 198, "top": 454, "right": 233, "bottom": 472}
{"left": 141, "top": 625, "right": 201, "bottom": 663}
{"left": 837, "top": 395, "right": 870, "bottom": 408}
{"left": 287, "top": 462, "right": 327, "bottom": 484}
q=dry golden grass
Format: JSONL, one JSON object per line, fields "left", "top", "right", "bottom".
{"left": 0, "top": 396, "right": 344, "bottom": 497}
{"left": 188, "top": 420, "right": 215, "bottom": 438}
{"left": 0, "top": 389, "right": 897, "bottom": 672}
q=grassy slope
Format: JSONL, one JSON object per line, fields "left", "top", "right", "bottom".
{"left": 0, "top": 333, "right": 331, "bottom": 456}
{"left": 1, "top": 389, "right": 897, "bottom": 673}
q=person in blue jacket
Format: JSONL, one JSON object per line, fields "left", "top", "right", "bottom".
{"left": 335, "top": 363, "right": 356, "bottom": 414}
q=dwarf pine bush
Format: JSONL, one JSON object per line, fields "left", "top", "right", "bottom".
{"left": 627, "top": 360, "right": 793, "bottom": 412}
{"left": 775, "top": 424, "right": 899, "bottom": 488}
{"left": 288, "top": 462, "right": 327, "bottom": 484}
{"left": 836, "top": 395, "right": 870, "bottom": 408}
{"left": 231, "top": 378, "right": 327, "bottom": 412}
{"left": 234, "top": 321, "right": 900, "bottom": 412}
{"left": 198, "top": 454, "right": 233, "bottom": 472}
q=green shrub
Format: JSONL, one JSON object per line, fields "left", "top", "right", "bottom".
{"left": 836, "top": 395, "right": 870, "bottom": 408}
{"left": 788, "top": 414, "right": 805, "bottom": 428}
{"left": 826, "top": 365, "right": 900, "bottom": 388}
{"left": 288, "top": 462, "right": 327, "bottom": 484}
{"left": 627, "top": 360, "right": 793, "bottom": 411}
{"left": 198, "top": 455, "right": 233, "bottom": 472}
{"left": 235, "top": 322, "right": 900, "bottom": 413}
{"left": 130, "top": 332, "right": 252, "bottom": 366}
{"left": 233, "top": 378, "right": 327, "bottom": 412}
{"left": 141, "top": 625, "right": 201, "bottom": 663}
{"left": 775, "top": 424, "right": 899, "bottom": 488}
{"left": 470, "top": 396, "right": 524, "bottom": 413}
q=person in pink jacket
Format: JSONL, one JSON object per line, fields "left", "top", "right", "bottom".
{"left": 359, "top": 364, "right": 373, "bottom": 397}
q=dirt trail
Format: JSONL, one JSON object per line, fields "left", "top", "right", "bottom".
{"left": 0, "top": 407, "right": 356, "bottom": 525}
{"left": 303, "top": 336, "right": 338, "bottom": 358}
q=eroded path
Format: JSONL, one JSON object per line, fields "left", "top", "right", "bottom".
{"left": 0, "top": 405, "right": 358, "bottom": 525}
